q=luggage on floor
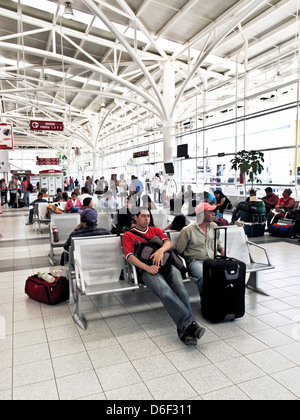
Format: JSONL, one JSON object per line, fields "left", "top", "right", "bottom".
{"left": 269, "top": 222, "right": 294, "bottom": 237}
{"left": 25, "top": 274, "right": 69, "bottom": 305}
{"left": 243, "top": 222, "right": 265, "bottom": 237}
{"left": 202, "top": 227, "right": 246, "bottom": 323}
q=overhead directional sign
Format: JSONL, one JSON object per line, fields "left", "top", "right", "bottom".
{"left": 30, "top": 120, "right": 64, "bottom": 131}
{"left": 36, "top": 157, "right": 60, "bottom": 166}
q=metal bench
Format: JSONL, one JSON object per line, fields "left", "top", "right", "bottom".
{"left": 73, "top": 236, "right": 139, "bottom": 330}
{"left": 33, "top": 202, "right": 50, "bottom": 233}
{"left": 168, "top": 225, "right": 275, "bottom": 296}
{"left": 64, "top": 234, "right": 117, "bottom": 304}
{"left": 49, "top": 213, "right": 80, "bottom": 265}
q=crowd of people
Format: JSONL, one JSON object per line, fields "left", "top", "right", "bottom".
{"left": 1, "top": 170, "right": 299, "bottom": 345}
{"left": 1, "top": 171, "right": 298, "bottom": 234}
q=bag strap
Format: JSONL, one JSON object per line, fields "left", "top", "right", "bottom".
{"left": 129, "top": 229, "right": 150, "bottom": 241}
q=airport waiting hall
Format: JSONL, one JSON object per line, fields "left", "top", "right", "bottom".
{"left": 1, "top": 0, "right": 300, "bottom": 401}
{"left": 1, "top": 206, "right": 300, "bottom": 400}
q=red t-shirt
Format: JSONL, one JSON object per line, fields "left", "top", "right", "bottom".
{"left": 123, "top": 227, "right": 170, "bottom": 259}
{"left": 278, "top": 196, "right": 295, "bottom": 216}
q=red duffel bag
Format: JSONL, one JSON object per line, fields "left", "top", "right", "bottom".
{"left": 25, "top": 274, "right": 69, "bottom": 305}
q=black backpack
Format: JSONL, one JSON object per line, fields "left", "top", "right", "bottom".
{"left": 27, "top": 183, "right": 34, "bottom": 193}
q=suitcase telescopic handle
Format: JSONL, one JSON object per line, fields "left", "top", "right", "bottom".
{"left": 214, "top": 226, "right": 227, "bottom": 258}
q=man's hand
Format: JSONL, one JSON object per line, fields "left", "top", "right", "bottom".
{"left": 150, "top": 248, "right": 164, "bottom": 266}
{"left": 145, "top": 264, "right": 160, "bottom": 275}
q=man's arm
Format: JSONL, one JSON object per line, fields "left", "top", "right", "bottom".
{"left": 128, "top": 254, "right": 159, "bottom": 275}
{"left": 151, "top": 239, "right": 172, "bottom": 267}
{"left": 176, "top": 229, "right": 189, "bottom": 255}
{"left": 127, "top": 239, "right": 172, "bottom": 275}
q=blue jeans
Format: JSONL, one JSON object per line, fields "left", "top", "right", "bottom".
{"left": 140, "top": 266, "right": 195, "bottom": 338}
{"left": 186, "top": 260, "right": 204, "bottom": 298}
{"left": 23, "top": 192, "right": 30, "bottom": 207}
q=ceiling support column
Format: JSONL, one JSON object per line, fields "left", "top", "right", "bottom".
{"left": 162, "top": 61, "right": 176, "bottom": 172}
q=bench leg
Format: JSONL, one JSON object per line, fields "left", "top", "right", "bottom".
{"left": 48, "top": 245, "right": 57, "bottom": 266}
{"left": 68, "top": 273, "right": 76, "bottom": 305}
{"left": 246, "top": 272, "right": 269, "bottom": 296}
{"left": 73, "top": 290, "right": 87, "bottom": 330}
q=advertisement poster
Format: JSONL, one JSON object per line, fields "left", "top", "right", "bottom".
{"left": 0, "top": 123, "right": 14, "bottom": 150}
{"left": 39, "top": 170, "right": 63, "bottom": 197}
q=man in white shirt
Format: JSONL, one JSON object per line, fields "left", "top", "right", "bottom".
{"left": 77, "top": 187, "right": 95, "bottom": 209}
{"left": 99, "top": 190, "right": 119, "bottom": 212}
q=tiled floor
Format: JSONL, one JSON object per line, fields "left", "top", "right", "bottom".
{"left": 0, "top": 206, "right": 300, "bottom": 400}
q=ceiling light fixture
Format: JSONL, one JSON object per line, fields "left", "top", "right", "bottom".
{"left": 63, "top": 2, "right": 74, "bottom": 20}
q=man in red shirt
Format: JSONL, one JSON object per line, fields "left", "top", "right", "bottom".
{"left": 123, "top": 207, "right": 205, "bottom": 346}
{"left": 262, "top": 187, "right": 279, "bottom": 214}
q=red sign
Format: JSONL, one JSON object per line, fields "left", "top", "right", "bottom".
{"left": 30, "top": 120, "right": 64, "bottom": 131}
{"left": 0, "top": 123, "right": 14, "bottom": 149}
{"left": 36, "top": 158, "right": 60, "bottom": 166}
{"left": 133, "top": 150, "right": 149, "bottom": 158}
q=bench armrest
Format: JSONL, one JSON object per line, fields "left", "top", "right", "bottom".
{"left": 74, "top": 258, "right": 86, "bottom": 294}
{"left": 247, "top": 240, "right": 273, "bottom": 267}
{"left": 124, "top": 259, "right": 139, "bottom": 285}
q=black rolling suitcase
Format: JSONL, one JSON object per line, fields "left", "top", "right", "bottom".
{"left": 202, "top": 227, "right": 246, "bottom": 323}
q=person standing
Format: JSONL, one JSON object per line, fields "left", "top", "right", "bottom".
{"left": 1, "top": 178, "right": 7, "bottom": 205}
{"left": 153, "top": 173, "right": 161, "bottom": 203}
{"left": 22, "top": 177, "right": 30, "bottom": 207}
{"left": 118, "top": 174, "right": 128, "bottom": 207}
{"left": 8, "top": 175, "right": 18, "bottom": 208}
{"left": 131, "top": 175, "right": 143, "bottom": 206}
{"left": 85, "top": 176, "right": 93, "bottom": 195}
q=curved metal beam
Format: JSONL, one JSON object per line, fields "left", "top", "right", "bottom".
{"left": 3, "top": 94, "right": 94, "bottom": 149}
{"left": 0, "top": 87, "right": 162, "bottom": 119}
{"left": 171, "top": 0, "right": 269, "bottom": 117}
{"left": 0, "top": 42, "right": 164, "bottom": 120}
{"left": 82, "top": 0, "right": 169, "bottom": 121}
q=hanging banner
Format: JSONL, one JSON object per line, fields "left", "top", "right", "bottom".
{"left": 0, "top": 123, "right": 14, "bottom": 150}
{"left": 30, "top": 120, "right": 64, "bottom": 131}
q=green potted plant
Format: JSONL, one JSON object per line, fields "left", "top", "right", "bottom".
{"left": 230, "top": 150, "right": 264, "bottom": 195}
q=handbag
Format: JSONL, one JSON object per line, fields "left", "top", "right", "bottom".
{"left": 25, "top": 274, "right": 69, "bottom": 305}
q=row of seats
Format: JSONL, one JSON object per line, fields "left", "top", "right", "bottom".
{"left": 63, "top": 225, "right": 275, "bottom": 330}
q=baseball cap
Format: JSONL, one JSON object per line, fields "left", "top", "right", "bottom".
{"left": 79, "top": 208, "right": 98, "bottom": 224}
{"left": 195, "top": 202, "right": 217, "bottom": 214}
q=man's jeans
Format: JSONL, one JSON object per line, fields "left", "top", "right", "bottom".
{"left": 186, "top": 260, "right": 204, "bottom": 298}
{"left": 140, "top": 266, "right": 195, "bottom": 338}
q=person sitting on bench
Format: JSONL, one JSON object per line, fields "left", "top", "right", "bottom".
{"left": 123, "top": 206, "right": 205, "bottom": 347}
{"left": 176, "top": 202, "right": 225, "bottom": 300}
{"left": 26, "top": 193, "right": 47, "bottom": 225}
{"left": 61, "top": 207, "right": 111, "bottom": 265}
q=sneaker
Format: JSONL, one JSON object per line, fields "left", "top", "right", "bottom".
{"left": 26, "top": 221, "right": 33, "bottom": 225}
{"left": 186, "top": 321, "right": 206, "bottom": 340}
